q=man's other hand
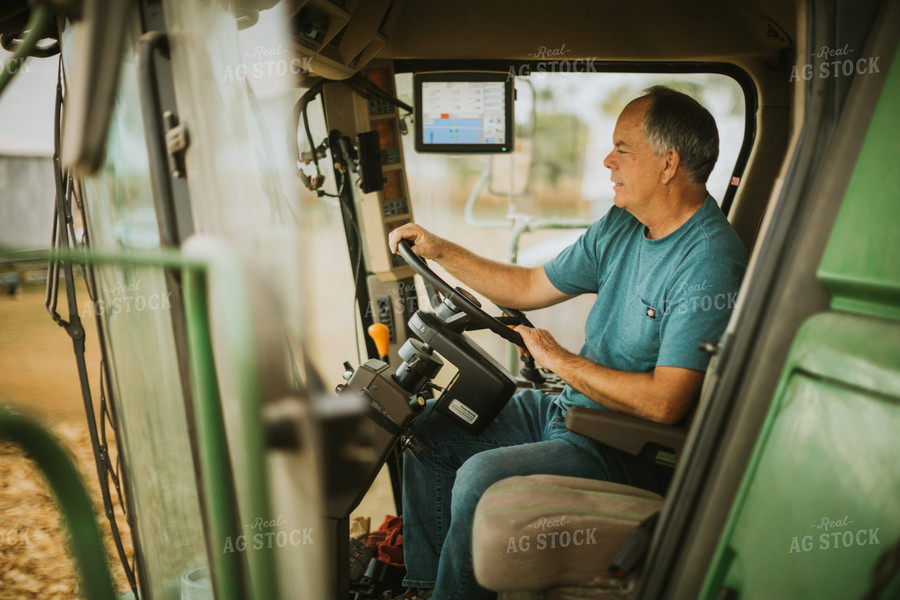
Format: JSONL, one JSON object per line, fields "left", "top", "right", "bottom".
{"left": 388, "top": 223, "right": 446, "bottom": 259}
{"left": 514, "top": 325, "right": 572, "bottom": 372}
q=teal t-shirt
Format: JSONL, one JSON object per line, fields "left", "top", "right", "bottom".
{"left": 543, "top": 195, "right": 748, "bottom": 413}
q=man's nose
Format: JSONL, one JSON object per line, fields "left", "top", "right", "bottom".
{"left": 603, "top": 150, "right": 615, "bottom": 170}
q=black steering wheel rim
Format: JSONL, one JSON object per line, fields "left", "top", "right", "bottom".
{"left": 397, "top": 239, "right": 525, "bottom": 347}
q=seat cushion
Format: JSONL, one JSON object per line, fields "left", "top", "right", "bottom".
{"left": 473, "top": 474, "right": 663, "bottom": 592}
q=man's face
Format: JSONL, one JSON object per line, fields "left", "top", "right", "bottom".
{"left": 603, "top": 99, "right": 667, "bottom": 215}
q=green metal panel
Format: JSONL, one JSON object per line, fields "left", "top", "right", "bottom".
{"left": 818, "top": 44, "right": 900, "bottom": 322}
{"left": 701, "top": 313, "right": 900, "bottom": 598}
{"left": 154, "top": 1, "right": 326, "bottom": 595}
{"left": 181, "top": 241, "right": 281, "bottom": 600}
{"left": 701, "top": 42, "right": 900, "bottom": 600}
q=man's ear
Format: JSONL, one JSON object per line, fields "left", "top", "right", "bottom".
{"left": 662, "top": 149, "right": 681, "bottom": 184}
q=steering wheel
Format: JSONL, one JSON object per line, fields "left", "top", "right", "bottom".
{"left": 396, "top": 239, "right": 525, "bottom": 348}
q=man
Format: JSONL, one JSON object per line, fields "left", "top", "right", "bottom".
{"left": 387, "top": 86, "right": 748, "bottom": 600}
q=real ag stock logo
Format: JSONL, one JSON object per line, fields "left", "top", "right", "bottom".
{"left": 788, "top": 514, "right": 881, "bottom": 554}
{"left": 790, "top": 44, "right": 880, "bottom": 82}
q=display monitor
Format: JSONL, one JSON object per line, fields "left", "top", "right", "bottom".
{"left": 414, "top": 72, "right": 514, "bottom": 153}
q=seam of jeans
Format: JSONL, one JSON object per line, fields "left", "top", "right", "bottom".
{"left": 401, "top": 578, "right": 437, "bottom": 590}
{"left": 432, "top": 446, "right": 445, "bottom": 552}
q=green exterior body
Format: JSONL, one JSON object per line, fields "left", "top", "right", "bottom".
{"left": 701, "top": 44, "right": 900, "bottom": 599}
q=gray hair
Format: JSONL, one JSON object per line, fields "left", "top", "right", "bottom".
{"left": 639, "top": 86, "right": 719, "bottom": 184}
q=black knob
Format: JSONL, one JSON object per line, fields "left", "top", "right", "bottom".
{"left": 454, "top": 286, "right": 481, "bottom": 308}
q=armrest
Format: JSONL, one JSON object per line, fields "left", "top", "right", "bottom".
{"left": 564, "top": 407, "right": 687, "bottom": 466}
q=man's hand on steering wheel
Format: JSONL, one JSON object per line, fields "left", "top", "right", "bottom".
{"left": 391, "top": 225, "right": 558, "bottom": 385}
{"left": 392, "top": 235, "right": 525, "bottom": 348}
{"left": 388, "top": 223, "right": 446, "bottom": 260}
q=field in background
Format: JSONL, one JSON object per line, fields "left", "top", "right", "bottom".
{"left": 0, "top": 277, "right": 396, "bottom": 598}
{"left": 0, "top": 280, "right": 133, "bottom": 598}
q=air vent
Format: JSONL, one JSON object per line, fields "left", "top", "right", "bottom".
{"left": 290, "top": 0, "right": 400, "bottom": 79}
{"left": 295, "top": 5, "right": 329, "bottom": 49}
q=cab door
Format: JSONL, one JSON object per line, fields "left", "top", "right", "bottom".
{"left": 637, "top": 1, "right": 899, "bottom": 598}
{"left": 701, "top": 39, "right": 900, "bottom": 596}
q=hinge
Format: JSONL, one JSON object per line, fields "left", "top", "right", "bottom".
{"left": 163, "top": 110, "right": 189, "bottom": 178}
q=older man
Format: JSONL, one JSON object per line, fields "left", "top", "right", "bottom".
{"left": 388, "top": 86, "right": 748, "bottom": 600}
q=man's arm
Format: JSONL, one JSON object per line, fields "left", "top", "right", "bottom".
{"left": 388, "top": 223, "right": 572, "bottom": 311}
{"left": 516, "top": 326, "right": 703, "bottom": 424}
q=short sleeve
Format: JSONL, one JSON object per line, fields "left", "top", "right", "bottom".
{"left": 656, "top": 256, "right": 745, "bottom": 372}
{"left": 543, "top": 216, "right": 610, "bottom": 295}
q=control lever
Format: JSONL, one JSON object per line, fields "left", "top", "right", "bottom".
{"left": 368, "top": 323, "right": 391, "bottom": 361}
{"left": 342, "top": 361, "right": 355, "bottom": 381}
{"left": 497, "top": 305, "right": 546, "bottom": 385}
{"left": 519, "top": 355, "right": 546, "bottom": 385}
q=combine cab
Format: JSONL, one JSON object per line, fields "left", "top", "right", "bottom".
{"left": 0, "top": 1, "right": 897, "bottom": 599}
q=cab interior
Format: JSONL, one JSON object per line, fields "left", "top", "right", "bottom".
{"left": 1, "top": 0, "right": 894, "bottom": 598}
{"left": 291, "top": 0, "right": 892, "bottom": 598}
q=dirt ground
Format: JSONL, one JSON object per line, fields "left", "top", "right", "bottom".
{"left": 0, "top": 279, "right": 134, "bottom": 598}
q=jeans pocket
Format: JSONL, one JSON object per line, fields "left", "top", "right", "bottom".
{"left": 548, "top": 416, "right": 567, "bottom": 436}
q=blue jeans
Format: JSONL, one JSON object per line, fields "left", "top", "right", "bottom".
{"left": 400, "top": 389, "right": 672, "bottom": 600}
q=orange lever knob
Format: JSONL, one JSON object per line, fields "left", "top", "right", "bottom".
{"left": 368, "top": 323, "right": 391, "bottom": 358}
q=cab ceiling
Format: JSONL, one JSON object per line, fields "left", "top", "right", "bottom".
{"left": 383, "top": 0, "right": 798, "bottom": 66}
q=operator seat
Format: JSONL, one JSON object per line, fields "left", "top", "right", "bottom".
{"left": 473, "top": 475, "right": 662, "bottom": 599}
{"left": 472, "top": 370, "right": 708, "bottom": 599}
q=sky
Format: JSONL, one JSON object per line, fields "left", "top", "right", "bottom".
{"left": 0, "top": 48, "right": 58, "bottom": 156}
{"left": 0, "top": 7, "right": 290, "bottom": 159}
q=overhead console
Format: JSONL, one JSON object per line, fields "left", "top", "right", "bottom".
{"left": 289, "top": 0, "right": 404, "bottom": 80}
